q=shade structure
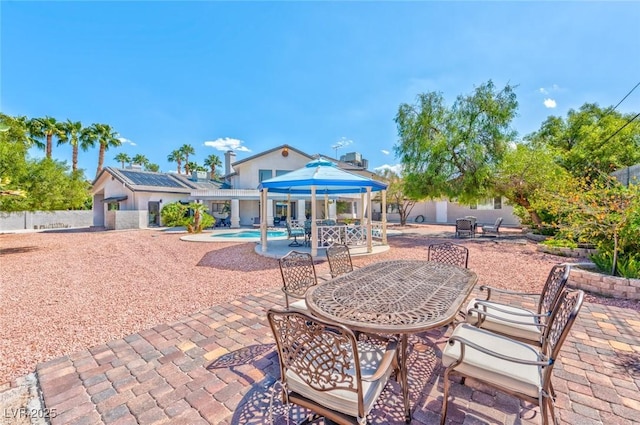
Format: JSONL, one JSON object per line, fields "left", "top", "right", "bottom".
{"left": 258, "top": 159, "right": 387, "bottom": 194}
{"left": 257, "top": 159, "right": 388, "bottom": 257}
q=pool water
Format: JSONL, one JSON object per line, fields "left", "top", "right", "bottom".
{"left": 213, "top": 230, "right": 288, "bottom": 239}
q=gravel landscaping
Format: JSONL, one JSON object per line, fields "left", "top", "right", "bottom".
{"left": 1, "top": 226, "right": 638, "bottom": 385}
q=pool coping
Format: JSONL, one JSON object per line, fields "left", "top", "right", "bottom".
{"left": 179, "top": 227, "right": 290, "bottom": 242}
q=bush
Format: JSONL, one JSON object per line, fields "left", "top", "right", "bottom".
{"left": 590, "top": 251, "right": 640, "bottom": 278}
{"left": 161, "top": 202, "right": 189, "bottom": 227}
{"left": 541, "top": 239, "right": 578, "bottom": 249}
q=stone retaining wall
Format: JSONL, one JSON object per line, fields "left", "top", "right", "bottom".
{"left": 537, "top": 244, "right": 597, "bottom": 258}
{"left": 568, "top": 267, "right": 640, "bottom": 300}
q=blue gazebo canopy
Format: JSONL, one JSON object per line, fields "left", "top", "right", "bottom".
{"left": 258, "top": 159, "right": 387, "bottom": 194}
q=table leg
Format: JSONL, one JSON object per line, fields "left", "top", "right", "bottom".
{"left": 401, "top": 334, "right": 411, "bottom": 423}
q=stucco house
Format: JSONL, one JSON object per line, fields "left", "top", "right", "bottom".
{"left": 91, "top": 143, "right": 518, "bottom": 230}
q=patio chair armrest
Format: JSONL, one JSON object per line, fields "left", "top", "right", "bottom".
{"left": 281, "top": 288, "right": 305, "bottom": 300}
{"left": 468, "top": 307, "right": 549, "bottom": 328}
{"left": 471, "top": 300, "right": 551, "bottom": 318}
{"left": 361, "top": 339, "right": 398, "bottom": 382}
{"left": 448, "top": 335, "right": 551, "bottom": 366}
{"left": 479, "top": 285, "right": 540, "bottom": 301}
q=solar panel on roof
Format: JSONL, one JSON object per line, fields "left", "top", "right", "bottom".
{"left": 120, "top": 170, "right": 185, "bottom": 188}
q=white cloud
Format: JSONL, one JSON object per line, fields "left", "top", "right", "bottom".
{"left": 118, "top": 137, "right": 136, "bottom": 146}
{"left": 374, "top": 163, "right": 403, "bottom": 175}
{"left": 543, "top": 98, "right": 557, "bottom": 108}
{"left": 381, "top": 149, "right": 390, "bottom": 155}
{"left": 538, "top": 88, "right": 548, "bottom": 95}
{"left": 203, "top": 137, "right": 251, "bottom": 152}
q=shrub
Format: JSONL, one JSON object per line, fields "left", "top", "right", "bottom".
{"left": 161, "top": 202, "right": 189, "bottom": 227}
{"left": 590, "top": 251, "right": 640, "bottom": 278}
{"left": 541, "top": 239, "right": 578, "bottom": 249}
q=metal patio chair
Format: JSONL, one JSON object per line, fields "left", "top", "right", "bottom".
{"left": 267, "top": 308, "right": 399, "bottom": 425}
{"left": 455, "top": 218, "right": 474, "bottom": 238}
{"left": 278, "top": 251, "right": 319, "bottom": 311}
{"left": 441, "top": 289, "right": 585, "bottom": 425}
{"left": 285, "top": 221, "right": 305, "bottom": 247}
{"left": 326, "top": 244, "right": 354, "bottom": 278}
{"left": 427, "top": 242, "right": 469, "bottom": 268}
{"left": 465, "top": 263, "right": 570, "bottom": 346}
{"left": 480, "top": 217, "right": 503, "bottom": 236}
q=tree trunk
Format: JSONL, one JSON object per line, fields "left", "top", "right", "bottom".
{"left": 612, "top": 232, "right": 619, "bottom": 276}
{"left": 514, "top": 195, "right": 543, "bottom": 227}
{"left": 46, "top": 134, "right": 52, "bottom": 158}
{"left": 72, "top": 145, "right": 78, "bottom": 172}
{"left": 96, "top": 145, "right": 105, "bottom": 176}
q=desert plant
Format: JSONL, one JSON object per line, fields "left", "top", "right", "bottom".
{"left": 160, "top": 202, "right": 189, "bottom": 227}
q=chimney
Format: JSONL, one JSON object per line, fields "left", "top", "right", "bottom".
{"left": 224, "top": 150, "right": 236, "bottom": 175}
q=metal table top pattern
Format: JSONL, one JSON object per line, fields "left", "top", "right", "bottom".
{"left": 306, "top": 260, "right": 478, "bottom": 334}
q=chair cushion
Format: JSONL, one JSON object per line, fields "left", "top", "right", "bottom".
{"left": 285, "top": 340, "right": 395, "bottom": 418}
{"left": 288, "top": 298, "right": 307, "bottom": 311}
{"left": 465, "top": 299, "right": 543, "bottom": 343}
{"left": 442, "top": 324, "right": 543, "bottom": 398}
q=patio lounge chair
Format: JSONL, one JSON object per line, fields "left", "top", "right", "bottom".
{"left": 326, "top": 244, "right": 354, "bottom": 278}
{"left": 267, "top": 308, "right": 399, "bottom": 425}
{"left": 480, "top": 217, "right": 503, "bottom": 236}
{"left": 455, "top": 218, "right": 474, "bottom": 238}
{"left": 441, "top": 289, "right": 584, "bottom": 425}
{"left": 465, "top": 263, "right": 569, "bottom": 346}
{"left": 285, "top": 221, "right": 305, "bottom": 247}
{"left": 278, "top": 251, "right": 319, "bottom": 311}
{"left": 427, "top": 242, "right": 469, "bottom": 268}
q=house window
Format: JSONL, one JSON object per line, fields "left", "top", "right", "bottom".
{"left": 259, "top": 169, "right": 272, "bottom": 182}
{"left": 470, "top": 197, "right": 502, "bottom": 210}
{"left": 275, "top": 170, "right": 291, "bottom": 177}
{"left": 210, "top": 202, "right": 228, "bottom": 213}
{"left": 107, "top": 202, "right": 120, "bottom": 211}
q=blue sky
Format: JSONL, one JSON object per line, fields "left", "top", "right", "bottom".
{"left": 2, "top": 1, "right": 639, "bottom": 178}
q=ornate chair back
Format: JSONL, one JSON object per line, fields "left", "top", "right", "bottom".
{"left": 326, "top": 244, "right": 354, "bottom": 277}
{"left": 278, "top": 251, "right": 318, "bottom": 308}
{"left": 428, "top": 242, "right": 469, "bottom": 268}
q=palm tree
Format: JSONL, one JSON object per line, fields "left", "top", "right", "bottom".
{"left": 204, "top": 153, "right": 222, "bottom": 178}
{"left": 167, "top": 150, "right": 185, "bottom": 174}
{"left": 81, "top": 123, "right": 121, "bottom": 176}
{"left": 179, "top": 144, "right": 195, "bottom": 174}
{"left": 132, "top": 154, "right": 149, "bottom": 167}
{"left": 114, "top": 152, "right": 131, "bottom": 168}
{"left": 29, "top": 116, "right": 64, "bottom": 159}
{"left": 145, "top": 163, "right": 160, "bottom": 172}
{"left": 58, "top": 120, "right": 84, "bottom": 172}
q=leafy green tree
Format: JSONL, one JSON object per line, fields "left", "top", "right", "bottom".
{"left": 132, "top": 154, "right": 149, "bottom": 166}
{"left": 394, "top": 80, "right": 518, "bottom": 202}
{"left": 145, "top": 163, "right": 160, "bottom": 172}
{"left": 29, "top": 116, "right": 65, "bottom": 159}
{"left": 179, "top": 144, "right": 195, "bottom": 174}
{"left": 81, "top": 123, "right": 121, "bottom": 176}
{"left": 552, "top": 175, "right": 640, "bottom": 276}
{"left": 187, "top": 161, "right": 206, "bottom": 173}
{"left": 526, "top": 103, "right": 640, "bottom": 179}
{"left": 204, "top": 153, "right": 222, "bottom": 178}
{"left": 493, "top": 143, "right": 572, "bottom": 228}
{"left": 167, "top": 150, "right": 185, "bottom": 174}
{"left": 58, "top": 120, "right": 85, "bottom": 172}
{"left": 114, "top": 152, "right": 131, "bottom": 168}
{"left": 375, "top": 169, "right": 421, "bottom": 225}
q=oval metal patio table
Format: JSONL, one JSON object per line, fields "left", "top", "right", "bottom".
{"left": 305, "top": 259, "right": 478, "bottom": 423}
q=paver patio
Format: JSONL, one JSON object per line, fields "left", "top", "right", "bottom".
{"left": 31, "top": 285, "right": 640, "bottom": 425}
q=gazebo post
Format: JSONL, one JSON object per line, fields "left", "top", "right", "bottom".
{"left": 311, "top": 186, "right": 317, "bottom": 257}
{"left": 367, "top": 187, "right": 372, "bottom": 253}
{"left": 260, "top": 189, "right": 268, "bottom": 252}
{"left": 287, "top": 193, "right": 291, "bottom": 224}
{"left": 324, "top": 193, "right": 329, "bottom": 220}
{"left": 381, "top": 189, "right": 388, "bottom": 245}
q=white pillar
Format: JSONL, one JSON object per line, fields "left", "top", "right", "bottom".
{"left": 381, "top": 190, "right": 388, "bottom": 245}
{"left": 286, "top": 194, "right": 291, "bottom": 224}
{"left": 297, "top": 199, "right": 306, "bottom": 222}
{"left": 367, "top": 187, "right": 373, "bottom": 253}
{"left": 311, "top": 187, "right": 317, "bottom": 257}
{"left": 261, "top": 190, "right": 268, "bottom": 252}
{"left": 266, "top": 196, "right": 274, "bottom": 227}
{"left": 230, "top": 198, "right": 240, "bottom": 228}
{"left": 329, "top": 199, "right": 337, "bottom": 220}
{"left": 324, "top": 193, "right": 329, "bottom": 220}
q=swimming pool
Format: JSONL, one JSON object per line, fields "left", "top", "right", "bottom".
{"left": 212, "top": 230, "right": 288, "bottom": 239}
